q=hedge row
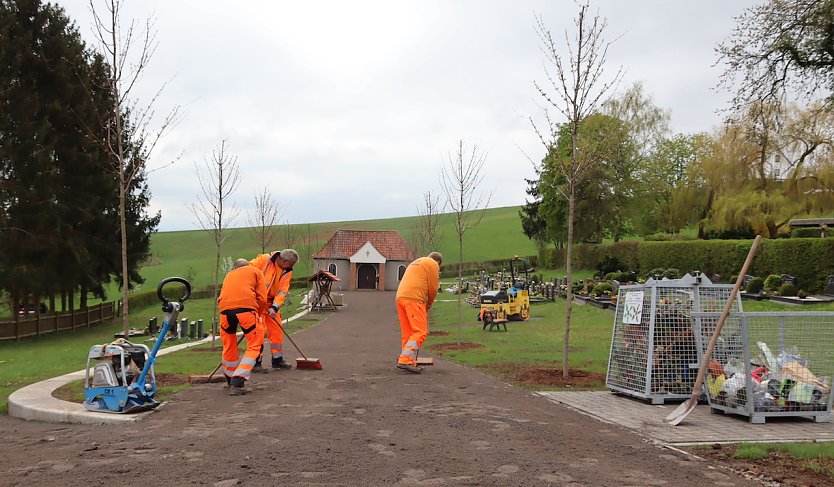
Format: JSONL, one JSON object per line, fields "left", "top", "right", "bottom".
{"left": 439, "top": 256, "right": 538, "bottom": 279}
{"left": 541, "top": 238, "right": 834, "bottom": 292}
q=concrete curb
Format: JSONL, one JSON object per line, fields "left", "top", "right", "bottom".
{"left": 8, "top": 309, "right": 310, "bottom": 425}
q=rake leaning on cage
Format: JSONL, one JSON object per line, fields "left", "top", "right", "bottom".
{"left": 250, "top": 248, "right": 299, "bottom": 371}
{"left": 218, "top": 259, "right": 268, "bottom": 396}
{"left": 395, "top": 252, "right": 442, "bottom": 374}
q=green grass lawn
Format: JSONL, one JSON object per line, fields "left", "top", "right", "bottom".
{"left": 429, "top": 297, "right": 611, "bottom": 381}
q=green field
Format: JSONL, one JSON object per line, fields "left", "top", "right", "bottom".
{"left": 135, "top": 205, "right": 537, "bottom": 293}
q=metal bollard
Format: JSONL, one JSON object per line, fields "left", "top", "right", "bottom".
{"left": 189, "top": 320, "right": 196, "bottom": 339}
{"left": 197, "top": 319, "right": 204, "bottom": 338}
{"left": 149, "top": 316, "right": 157, "bottom": 335}
{"left": 179, "top": 318, "right": 188, "bottom": 339}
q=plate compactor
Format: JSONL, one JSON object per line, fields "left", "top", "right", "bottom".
{"left": 83, "top": 277, "right": 191, "bottom": 414}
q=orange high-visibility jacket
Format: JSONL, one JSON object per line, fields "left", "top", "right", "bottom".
{"left": 250, "top": 252, "right": 293, "bottom": 310}
{"left": 217, "top": 264, "right": 268, "bottom": 312}
{"left": 396, "top": 257, "right": 439, "bottom": 306}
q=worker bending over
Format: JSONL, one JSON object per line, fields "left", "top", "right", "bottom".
{"left": 250, "top": 248, "right": 299, "bottom": 370}
{"left": 218, "top": 258, "right": 268, "bottom": 396}
{"left": 395, "top": 252, "right": 442, "bottom": 373}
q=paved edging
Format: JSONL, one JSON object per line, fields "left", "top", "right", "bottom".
{"left": 8, "top": 310, "right": 309, "bottom": 425}
{"left": 537, "top": 390, "right": 834, "bottom": 446}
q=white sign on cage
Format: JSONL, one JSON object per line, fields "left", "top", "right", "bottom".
{"left": 623, "top": 291, "right": 644, "bottom": 324}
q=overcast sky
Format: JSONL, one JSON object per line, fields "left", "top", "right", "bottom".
{"left": 53, "top": 0, "right": 754, "bottom": 232}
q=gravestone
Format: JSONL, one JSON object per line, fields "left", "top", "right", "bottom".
{"left": 781, "top": 274, "right": 797, "bottom": 286}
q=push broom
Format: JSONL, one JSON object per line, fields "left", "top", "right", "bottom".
{"left": 268, "top": 314, "right": 323, "bottom": 370}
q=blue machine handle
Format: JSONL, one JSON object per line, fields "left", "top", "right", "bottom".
{"left": 133, "top": 277, "right": 192, "bottom": 396}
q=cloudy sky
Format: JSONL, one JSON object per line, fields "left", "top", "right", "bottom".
{"left": 54, "top": 0, "right": 754, "bottom": 232}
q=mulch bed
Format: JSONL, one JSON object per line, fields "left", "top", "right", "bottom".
{"left": 478, "top": 362, "right": 606, "bottom": 388}
{"left": 689, "top": 443, "right": 834, "bottom": 486}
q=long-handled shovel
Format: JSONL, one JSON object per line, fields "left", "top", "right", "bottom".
{"left": 665, "top": 235, "right": 762, "bottom": 426}
{"left": 267, "top": 314, "right": 323, "bottom": 370}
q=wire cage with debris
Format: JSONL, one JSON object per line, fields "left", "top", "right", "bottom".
{"left": 606, "top": 273, "right": 742, "bottom": 404}
{"left": 692, "top": 311, "right": 834, "bottom": 423}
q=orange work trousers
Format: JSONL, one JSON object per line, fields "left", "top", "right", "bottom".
{"left": 262, "top": 312, "right": 285, "bottom": 362}
{"left": 220, "top": 309, "right": 264, "bottom": 381}
{"left": 396, "top": 299, "right": 428, "bottom": 366}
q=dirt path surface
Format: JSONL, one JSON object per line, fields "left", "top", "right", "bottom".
{"left": 0, "top": 291, "right": 759, "bottom": 486}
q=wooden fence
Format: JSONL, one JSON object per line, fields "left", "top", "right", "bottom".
{"left": 0, "top": 302, "right": 117, "bottom": 341}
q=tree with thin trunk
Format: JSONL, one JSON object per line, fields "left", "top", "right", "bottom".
{"left": 246, "top": 187, "right": 287, "bottom": 254}
{"left": 531, "top": 3, "right": 623, "bottom": 378}
{"left": 190, "top": 139, "right": 240, "bottom": 348}
{"left": 440, "top": 140, "right": 492, "bottom": 347}
{"left": 87, "top": 0, "right": 181, "bottom": 338}
{"left": 411, "top": 190, "right": 446, "bottom": 256}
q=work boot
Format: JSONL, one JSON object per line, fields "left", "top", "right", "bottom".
{"left": 272, "top": 358, "right": 292, "bottom": 370}
{"left": 252, "top": 363, "right": 269, "bottom": 374}
{"left": 228, "top": 377, "right": 248, "bottom": 396}
{"left": 397, "top": 363, "right": 423, "bottom": 374}
{"left": 224, "top": 376, "right": 231, "bottom": 388}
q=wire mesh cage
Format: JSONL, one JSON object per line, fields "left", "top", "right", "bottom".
{"left": 606, "top": 273, "right": 742, "bottom": 404}
{"left": 693, "top": 311, "right": 834, "bottom": 423}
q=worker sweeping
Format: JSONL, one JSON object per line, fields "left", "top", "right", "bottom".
{"left": 218, "top": 259, "right": 268, "bottom": 396}
{"left": 395, "top": 252, "right": 442, "bottom": 373}
{"left": 250, "top": 248, "right": 298, "bottom": 371}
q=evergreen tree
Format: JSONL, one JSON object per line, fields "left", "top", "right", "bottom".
{"left": 0, "top": 0, "right": 159, "bottom": 313}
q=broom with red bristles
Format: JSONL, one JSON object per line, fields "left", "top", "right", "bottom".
{"left": 267, "top": 314, "right": 323, "bottom": 370}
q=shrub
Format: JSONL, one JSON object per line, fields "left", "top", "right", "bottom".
{"left": 591, "top": 282, "right": 613, "bottom": 297}
{"left": 706, "top": 228, "right": 757, "bottom": 239}
{"left": 644, "top": 267, "right": 665, "bottom": 280}
{"left": 643, "top": 233, "right": 696, "bottom": 241}
{"left": 595, "top": 255, "right": 624, "bottom": 278}
{"left": 779, "top": 282, "right": 798, "bottom": 296}
{"left": 764, "top": 274, "right": 783, "bottom": 292}
{"left": 661, "top": 268, "right": 681, "bottom": 280}
{"left": 798, "top": 289, "right": 808, "bottom": 299}
{"left": 605, "top": 271, "right": 637, "bottom": 283}
{"left": 791, "top": 227, "right": 822, "bottom": 238}
{"left": 746, "top": 277, "right": 764, "bottom": 294}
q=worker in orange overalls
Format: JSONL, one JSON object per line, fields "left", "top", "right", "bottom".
{"left": 395, "top": 252, "right": 442, "bottom": 373}
{"left": 218, "top": 258, "right": 268, "bottom": 396}
{"left": 250, "top": 248, "right": 299, "bottom": 370}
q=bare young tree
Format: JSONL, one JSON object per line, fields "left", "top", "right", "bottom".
{"left": 411, "top": 190, "right": 446, "bottom": 256}
{"left": 532, "top": 3, "right": 623, "bottom": 378}
{"left": 190, "top": 139, "right": 240, "bottom": 347}
{"left": 246, "top": 187, "right": 287, "bottom": 254}
{"left": 439, "top": 140, "right": 492, "bottom": 346}
{"left": 87, "top": 0, "right": 182, "bottom": 337}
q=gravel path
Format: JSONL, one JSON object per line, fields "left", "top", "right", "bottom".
{"left": 0, "top": 291, "right": 759, "bottom": 486}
